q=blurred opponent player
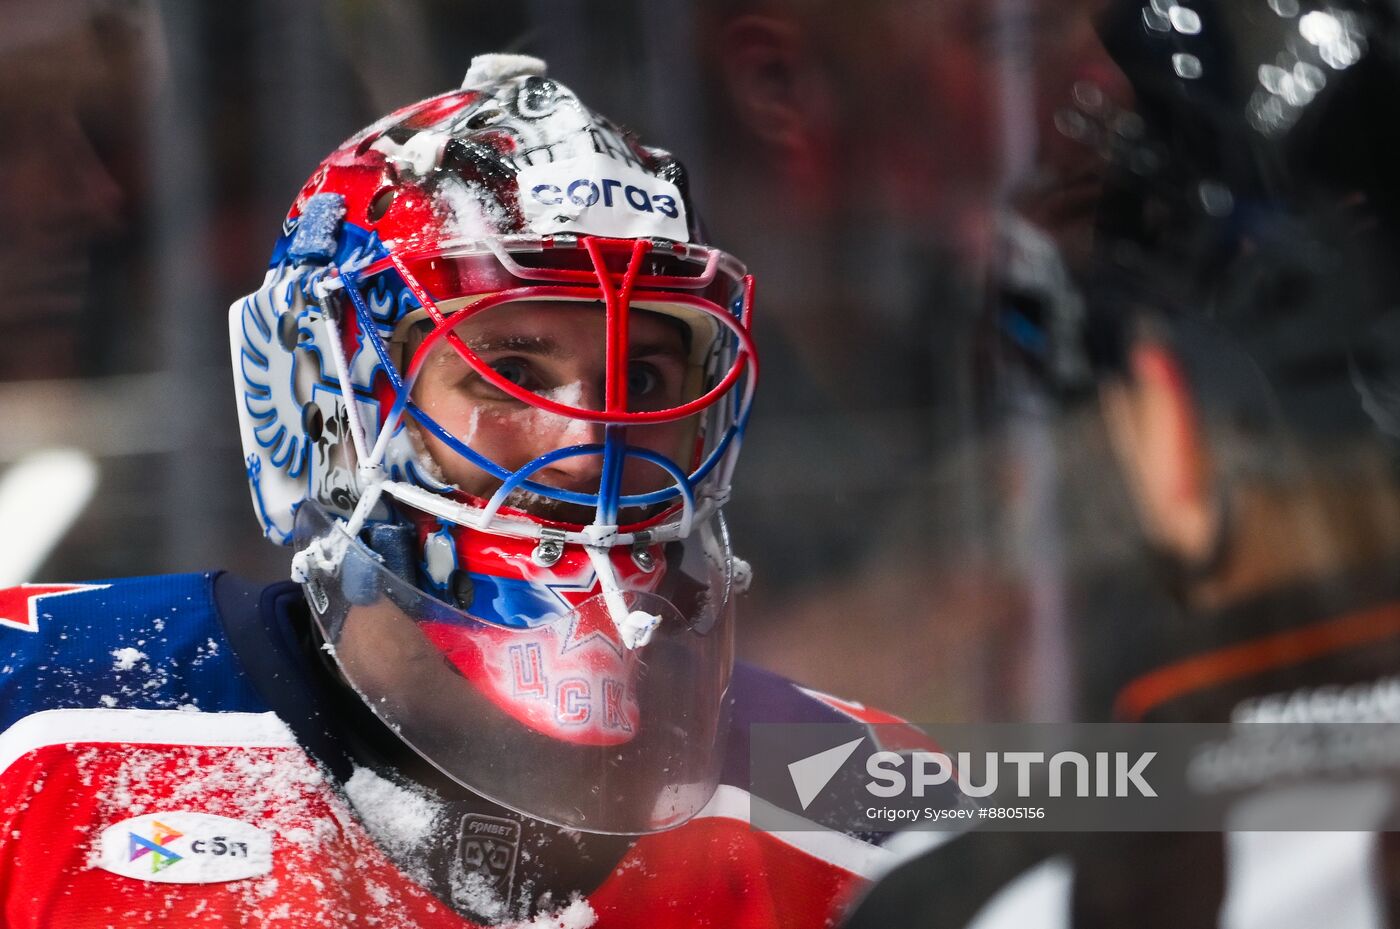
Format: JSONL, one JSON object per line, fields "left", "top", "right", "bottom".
{"left": 845, "top": 1, "right": 1400, "bottom": 926}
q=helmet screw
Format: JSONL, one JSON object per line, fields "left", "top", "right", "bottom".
{"left": 631, "top": 531, "right": 656, "bottom": 572}
{"left": 532, "top": 529, "right": 567, "bottom": 567}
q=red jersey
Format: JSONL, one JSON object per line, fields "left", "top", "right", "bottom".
{"left": 0, "top": 575, "right": 894, "bottom": 927}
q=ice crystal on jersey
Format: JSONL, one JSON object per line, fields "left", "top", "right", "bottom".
{"left": 110, "top": 647, "right": 146, "bottom": 671}
{"left": 345, "top": 766, "right": 446, "bottom": 881}
{"left": 71, "top": 743, "right": 448, "bottom": 928}
{"left": 504, "top": 893, "right": 597, "bottom": 929}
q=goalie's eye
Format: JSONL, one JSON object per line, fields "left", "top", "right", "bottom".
{"left": 628, "top": 362, "right": 662, "bottom": 399}
{"left": 493, "top": 358, "right": 536, "bottom": 390}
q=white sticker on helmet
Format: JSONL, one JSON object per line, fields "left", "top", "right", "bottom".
{"left": 517, "top": 153, "right": 689, "bottom": 242}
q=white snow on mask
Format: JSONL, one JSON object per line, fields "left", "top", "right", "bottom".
{"left": 538, "top": 381, "right": 585, "bottom": 407}
{"left": 435, "top": 177, "right": 509, "bottom": 241}
{"left": 405, "top": 420, "right": 449, "bottom": 485}
{"left": 372, "top": 131, "right": 449, "bottom": 177}
{"left": 460, "top": 54, "right": 547, "bottom": 90}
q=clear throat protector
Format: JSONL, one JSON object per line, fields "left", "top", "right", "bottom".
{"left": 293, "top": 499, "right": 737, "bottom": 835}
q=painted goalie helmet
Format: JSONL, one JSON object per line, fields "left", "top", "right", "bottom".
{"left": 229, "top": 55, "right": 757, "bottom": 833}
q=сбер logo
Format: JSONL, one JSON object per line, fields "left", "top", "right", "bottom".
{"left": 98, "top": 811, "right": 273, "bottom": 884}
{"left": 128, "top": 818, "right": 185, "bottom": 873}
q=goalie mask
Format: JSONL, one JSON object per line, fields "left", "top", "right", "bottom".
{"left": 230, "top": 55, "right": 757, "bottom": 833}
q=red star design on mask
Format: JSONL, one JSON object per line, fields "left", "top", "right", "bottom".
{"left": 551, "top": 577, "right": 625, "bottom": 656}
{"left": 0, "top": 583, "right": 107, "bottom": 633}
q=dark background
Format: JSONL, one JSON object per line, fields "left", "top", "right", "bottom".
{"left": 0, "top": 0, "right": 1132, "bottom": 722}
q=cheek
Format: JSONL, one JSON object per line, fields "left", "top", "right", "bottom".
{"left": 413, "top": 400, "right": 497, "bottom": 491}
{"left": 434, "top": 403, "right": 483, "bottom": 444}
{"left": 434, "top": 408, "right": 560, "bottom": 481}
{"left": 626, "top": 422, "right": 694, "bottom": 460}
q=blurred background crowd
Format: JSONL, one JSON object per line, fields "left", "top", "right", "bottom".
{"left": 0, "top": 0, "right": 1363, "bottom": 728}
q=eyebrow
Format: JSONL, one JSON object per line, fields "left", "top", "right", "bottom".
{"left": 465, "top": 334, "right": 564, "bottom": 357}
{"left": 460, "top": 334, "right": 687, "bottom": 360}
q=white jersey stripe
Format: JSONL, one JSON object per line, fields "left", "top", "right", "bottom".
{"left": 0, "top": 708, "right": 298, "bottom": 774}
{"left": 693, "top": 784, "right": 895, "bottom": 879}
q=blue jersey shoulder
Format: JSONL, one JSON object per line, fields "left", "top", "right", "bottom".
{"left": 0, "top": 574, "right": 270, "bottom": 730}
{"left": 722, "top": 662, "right": 921, "bottom": 788}
{"left": 722, "top": 664, "right": 942, "bottom": 835}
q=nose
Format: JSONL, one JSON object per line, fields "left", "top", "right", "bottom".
{"left": 535, "top": 386, "right": 608, "bottom": 491}
{"left": 539, "top": 431, "right": 606, "bottom": 490}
